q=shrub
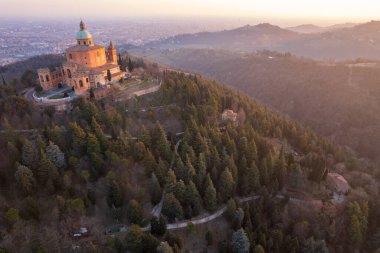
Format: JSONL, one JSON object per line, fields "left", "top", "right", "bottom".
{"left": 4, "top": 208, "right": 19, "bottom": 224}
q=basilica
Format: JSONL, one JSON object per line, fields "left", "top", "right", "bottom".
{"left": 38, "top": 21, "right": 124, "bottom": 95}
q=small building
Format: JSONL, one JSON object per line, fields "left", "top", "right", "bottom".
{"left": 38, "top": 67, "right": 63, "bottom": 89}
{"left": 221, "top": 109, "right": 238, "bottom": 122}
{"left": 326, "top": 173, "right": 350, "bottom": 194}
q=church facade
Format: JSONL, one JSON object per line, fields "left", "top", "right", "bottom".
{"left": 38, "top": 21, "right": 124, "bottom": 95}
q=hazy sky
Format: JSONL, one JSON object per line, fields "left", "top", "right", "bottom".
{"left": 1, "top": 0, "right": 379, "bottom": 25}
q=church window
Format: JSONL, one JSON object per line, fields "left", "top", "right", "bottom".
{"left": 79, "top": 80, "right": 84, "bottom": 87}
{"left": 84, "top": 41, "right": 87, "bottom": 45}
{"left": 62, "top": 69, "right": 65, "bottom": 75}
{"left": 40, "top": 75, "right": 44, "bottom": 82}
{"left": 67, "top": 69, "right": 72, "bottom": 78}
{"left": 86, "top": 78, "right": 89, "bottom": 83}
{"left": 78, "top": 41, "right": 80, "bottom": 45}
{"left": 69, "top": 54, "right": 72, "bottom": 59}
{"left": 46, "top": 75, "right": 50, "bottom": 82}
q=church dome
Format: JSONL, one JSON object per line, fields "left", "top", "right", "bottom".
{"left": 76, "top": 30, "right": 92, "bottom": 39}
{"left": 76, "top": 20, "right": 92, "bottom": 40}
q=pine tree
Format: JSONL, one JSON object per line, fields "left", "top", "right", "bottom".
{"left": 275, "top": 152, "right": 287, "bottom": 189}
{"left": 238, "top": 156, "right": 249, "bottom": 195}
{"left": 125, "top": 225, "right": 144, "bottom": 253}
{"left": 22, "top": 139, "right": 39, "bottom": 169}
{"left": 183, "top": 156, "right": 196, "bottom": 183}
{"left": 7, "top": 141, "right": 19, "bottom": 164}
{"left": 46, "top": 141, "right": 66, "bottom": 170}
{"left": 174, "top": 180, "right": 186, "bottom": 205}
{"left": 143, "top": 149, "right": 157, "bottom": 176}
{"left": 225, "top": 155, "right": 238, "bottom": 181}
{"left": 87, "top": 133, "right": 101, "bottom": 155}
{"left": 133, "top": 141, "right": 146, "bottom": 161}
{"left": 203, "top": 175, "right": 217, "bottom": 211}
{"left": 205, "top": 231, "right": 213, "bottom": 246}
{"left": 184, "top": 180, "right": 202, "bottom": 216}
{"left": 151, "top": 173, "right": 163, "bottom": 205}
{"left": 253, "top": 245, "right": 265, "bottom": 253}
{"left": 157, "top": 241, "right": 174, "bottom": 253}
{"left": 162, "top": 193, "right": 183, "bottom": 222}
{"left": 151, "top": 215, "right": 167, "bottom": 236}
{"left": 127, "top": 199, "right": 143, "bottom": 225}
{"left": 106, "top": 180, "right": 123, "bottom": 208}
{"left": 153, "top": 122, "right": 171, "bottom": 161}
{"left": 247, "top": 161, "right": 260, "bottom": 192}
{"left": 218, "top": 167, "right": 235, "bottom": 202}
{"left": 166, "top": 169, "right": 177, "bottom": 192}
{"left": 37, "top": 152, "right": 57, "bottom": 186}
{"left": 301, "top": 238, "right": 328, "bottom": 253}
{"left": 15, "top": 165, "right": 36, "bottom": 195}
{"left": 69, "top": 122, "right": 86, "bottom": 155}
{"left": 231, "top": 228, "right": 250, "bottom": 253}
{"left": 195, "top": 153, "right": 207, "bottom": 192}
{"left": 91, "top": 117, "right": 109, "bottom": 150}
{"left": 156, "top": 158, "right": 169, "bottom": 186}
{"left": 348, "top": 214, "right": 362, "bottom": 247}
{"left": 140, "top": 125, "right": 152, "bottom": 148}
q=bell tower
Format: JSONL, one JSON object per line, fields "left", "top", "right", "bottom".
{"left": 107, "top": 40, "right": 117, "bottom": 64}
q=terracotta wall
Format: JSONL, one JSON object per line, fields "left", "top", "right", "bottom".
{"left": 66, "top": 47, "right": 107, "bottom": 68}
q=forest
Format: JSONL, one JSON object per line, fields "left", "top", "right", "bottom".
{"left": 136, "top": 48, "right": 380, "bottom": 167}
{"left": 0, "top": 70, "right": 379, "bottom": 253}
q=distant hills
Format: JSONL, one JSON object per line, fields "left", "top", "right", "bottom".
{"left": 136, "top": 21, "right": 380, "bottom": 60}
{"left": 287, "top": 23, "right": 357, "bottom": 34}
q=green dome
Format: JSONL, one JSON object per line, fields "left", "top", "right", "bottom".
{"left": 76, "top": 30, "right": 92, "bottom": 40}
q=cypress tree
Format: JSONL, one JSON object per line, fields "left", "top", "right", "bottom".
{"left": 107, "top": 69, "right": 111, "bottom": 81}
{"left": 1, "top": 74, "right": 6, "bottom": 85}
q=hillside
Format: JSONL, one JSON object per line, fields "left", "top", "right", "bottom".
{"left": 1, "top": 70, "right": 379, "bottom": 252}
{"left": 133, "top": 48, "right": 380, "bottom": 165}
{"left": 142, "top": 23, "right": 299, "bottom": 52}
{"left": 133, "top": 21, "right": 380, "bottom": 60}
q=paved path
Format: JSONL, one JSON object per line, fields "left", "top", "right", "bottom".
{"left": 166, "top": 195, "right": 260, "bottom": 230}
{"left": 110, "top": 194, "right": 261, "bottom": 236}
{"left": 151, "top": 188, "right": 166, "bottom": 218}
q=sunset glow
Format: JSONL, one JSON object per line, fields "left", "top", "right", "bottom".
{"left": 1, "top": 0, "right": 379, "bottom": 24}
